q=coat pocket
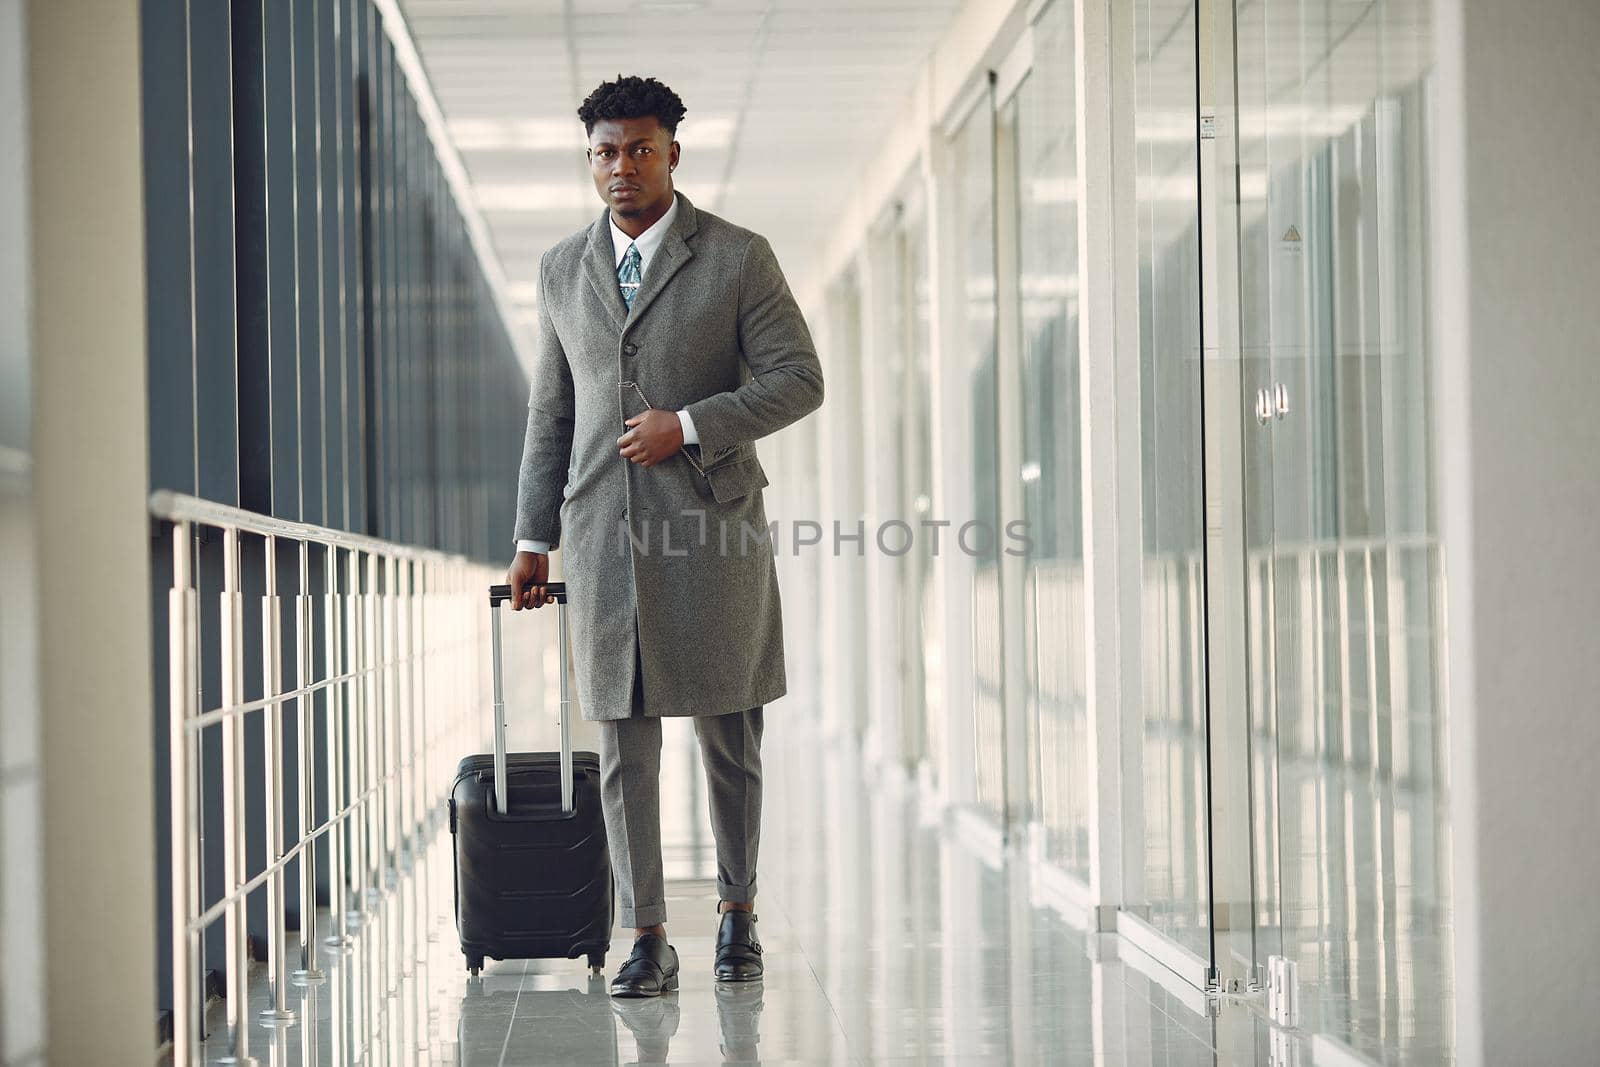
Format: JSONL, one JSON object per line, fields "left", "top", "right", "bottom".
{"left": 704, "top": 454, "right": 770, "bottom": 503}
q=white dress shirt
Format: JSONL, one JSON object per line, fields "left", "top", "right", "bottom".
{"left": 517, "top": 195, "right": 698, "bottom": 556}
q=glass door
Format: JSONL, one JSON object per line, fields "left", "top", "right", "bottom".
{"left": 1127, "top": 0, "right": 1214, "bottom": 965}
{"left": 1231, "top": 0, "right": 1453, "bottom": 1058}
{"left": 948, "top": 94, "right": 1002, "bottom": 817}
{"left": 1006, "top": 0, "right": 1091, "bottom": 880}
{"left": 868, "top": 184, "right": 938, "bottom": 781}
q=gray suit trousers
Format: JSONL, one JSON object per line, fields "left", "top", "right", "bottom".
{"left": 597, "top": 632, "right": 764, "bottom": 927}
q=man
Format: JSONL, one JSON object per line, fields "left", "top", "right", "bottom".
{"left": 505, "top": 75, "right": 823, "bottom": 998}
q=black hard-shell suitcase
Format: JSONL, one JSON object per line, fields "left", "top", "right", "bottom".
{"left": 448, "top": 581, "right": 613, "bottom": 976}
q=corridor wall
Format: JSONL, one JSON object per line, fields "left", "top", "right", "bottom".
{"left": 801, "top": 0, "right": 1454, "bottom": 1062}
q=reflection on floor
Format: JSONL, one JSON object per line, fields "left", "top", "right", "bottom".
{"left": 184, "top": 713, "right": 1333, "bottom": 1065}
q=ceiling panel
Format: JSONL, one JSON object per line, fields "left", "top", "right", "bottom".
{"left": 398, "top": 0, "right": 1431, "bottom": 341}
{"left": 398, "top": 0, "right": 966, "bottom": 322}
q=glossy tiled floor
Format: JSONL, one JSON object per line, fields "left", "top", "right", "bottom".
{"left": 184, "top": 713, "right": 1324, "bottom": 1065}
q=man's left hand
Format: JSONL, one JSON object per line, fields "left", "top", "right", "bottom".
{"left": 618, "top": 408, "right": 684, "bottom": 467}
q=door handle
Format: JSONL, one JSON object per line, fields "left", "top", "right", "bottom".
{"left": 1274, "top": 382, "right": 1290, "bottom": 419}
{"left": 1255, "top": 388, "right": 1273, "bottom": 425}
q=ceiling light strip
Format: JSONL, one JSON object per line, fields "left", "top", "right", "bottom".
{"left": 370, "top": 0, "right": 536, "bottom": 372}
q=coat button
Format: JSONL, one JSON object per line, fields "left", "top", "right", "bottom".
{"left": 623, "top": 342, "right": 638, "bottom": 356}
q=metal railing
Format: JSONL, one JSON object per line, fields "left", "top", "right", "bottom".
{"left": 151, "top": 490, "right": 498, "bottom": 1065}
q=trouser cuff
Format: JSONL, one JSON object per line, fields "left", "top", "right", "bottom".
{"left": 618, "top": 899, "right": 667, "bottom": 928}
{"left": 717, "top": 876, "right": 757, "bottom": 902}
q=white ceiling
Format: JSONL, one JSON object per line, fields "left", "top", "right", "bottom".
{"left": 395, "top": 0, "right": 967, "bottom": 334}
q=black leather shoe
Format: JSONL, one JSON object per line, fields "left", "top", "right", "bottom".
{"left": 609, "top": 933, "right": 680, "bottom": 998}
{"left": 713, "top": 906, "right": 764, "bottom": 982}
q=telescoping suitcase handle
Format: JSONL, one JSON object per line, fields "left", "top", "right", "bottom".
{"left": 488, "top": 582, "right": 566, "bottom": 607}
{"left": 487, "top": 581, "right": 572, "bottom": 817}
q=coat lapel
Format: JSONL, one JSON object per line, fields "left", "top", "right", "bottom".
{"left": 581, "top": 208, "right": 628, "bottom": 332}
{"left": 623, "top": 191, "right": 699, "bottom": 329}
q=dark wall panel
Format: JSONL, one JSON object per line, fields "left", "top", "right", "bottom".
{"left": 295, "top": 0, "right": 325, "bottom": 528}
{"left": 379, "top": 37, "right": 399, "bottom": 541}
{"left": 355, "top": 4, "right": 380, "bottom": 538}
{"left": 144, "top": 0, "right": 532, "bottom": 1027}
{"left": 340, "top": 0, "right": 364, "bottom": 535}
{"left": 263, "top": 0, "right": 302, "bottom": 520}
{"left": 230, "top": 0, "right": 270, "bottom": 515}
{"left": 143, "top": 0, "right": 196, "bottom": 497}
{"left": 316, "top": 0, "right": 344, "bottom": 533}
{"left": 191, "top": 0, "right": 241, "bottom": 507}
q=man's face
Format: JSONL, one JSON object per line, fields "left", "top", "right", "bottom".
{"left": 586, "top": 116, "right": 679, "bottom": 220}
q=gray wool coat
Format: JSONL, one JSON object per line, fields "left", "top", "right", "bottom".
{"left": 512, "top": 190, "right": 824, "bottom": 721}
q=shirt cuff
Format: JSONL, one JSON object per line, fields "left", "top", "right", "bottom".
{"left": 676, "top": 408, "right": 699, "bottom": 445}
{"left": 516, "top": 539, "right": 550, "bottom": 555}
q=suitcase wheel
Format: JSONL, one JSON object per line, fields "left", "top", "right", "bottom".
{"left": 466, "top": 953, "right": 484, "bottom": 977}
{"left": 588, "top": 951, "right": 606, "bottom": 974}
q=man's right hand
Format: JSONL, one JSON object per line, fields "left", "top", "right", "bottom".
{"left": 506, "top": 550, "right": 553, "bottom": 610}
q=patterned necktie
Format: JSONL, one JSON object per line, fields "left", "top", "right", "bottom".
{"left": 618, "top": 243, "right": 641, "bottom": 310}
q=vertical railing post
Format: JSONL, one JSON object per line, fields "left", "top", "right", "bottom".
{"left": 410, "top": 558, "right": 425, "bottom": 832}
{"left": 323, "top": 543, "right": 351, "bottom": 949}
{"left": 346, "top": 548, "right": 367, "bottom": 918}
{"left": 392, "top": 555, "right": 409, "bottom": 864}
{"left": 361, "top": 549, "right": 383, "bottom": 1058}
{"left": 415, "top": 559, "right": 431, "bottom": 859}
{"left": 412, "top": 558, "right": 432, "bottom": 1059}
{"left": 376, "top": 553, "right": 399, "bottom": 1041}
{"left": 260, "top": 534, "right": 295, "bottom": 1025}
{"left": 219, "top": 526, "right": 257, "bottom": 1065}
{"left": 392, "top": 556, "right": 414, "bottom": 1011}
{"left": 364, "top": 550, "right": 385, "bottom": 898}
{"left": 321, "top": 543, "right": 350, "bottom": 1066}
{"left": 169, "top": 520, "right": 201, "bottom": 1064}
{"left": 384, "top": 553, "right": 400, "bottom": 875}
{"left": 293, "top": 537, "right": 326, "bottom": 985}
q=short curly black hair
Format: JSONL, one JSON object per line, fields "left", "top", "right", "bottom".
{"left": 577, "top": 75, "right": 687, "bottom": 138}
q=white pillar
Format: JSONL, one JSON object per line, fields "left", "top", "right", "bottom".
{"left": 925, "top": 130, "right": 977, "bottom": 810}
{"left": 857, "top": 237, "right": 908, "bottom": 773}
{"left": 1073, "top": 0, "right": 1145, "bottom": 919}
{"left": 27, "top": 0, "right": 157, "bottom": 1059}
{"left": 1433, "top": 0, "right": 1600, "bottom": 1061}
{"left": 814, "top": 281, "right": 870, "bottom": 743}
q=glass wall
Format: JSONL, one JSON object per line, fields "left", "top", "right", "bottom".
{"left": 902, "top": 198, "right": 940, "bottom": 785}
{"left": 1128, "top": 0, "right": 1211, "bottom": 958}
{"left": 808, "top": 3, "right": 1451, "bottom": 1058}
{"left": 1010, "top": 0, "right": 1091, "bottom": 880}
{"left": 868, "top": 187, "right": 942, "bottom": 783}
{"left": 947, "top": 95, "right": 1004, "bottom": 817}
{"left": 822, "top": 269, "right": 871, "bottom": 739}
{"left": 1234, "top": 0, "right": 1450, "bottom": 1057}
{"left": 864, "top": 201, "right": 916, "bottom": 771}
